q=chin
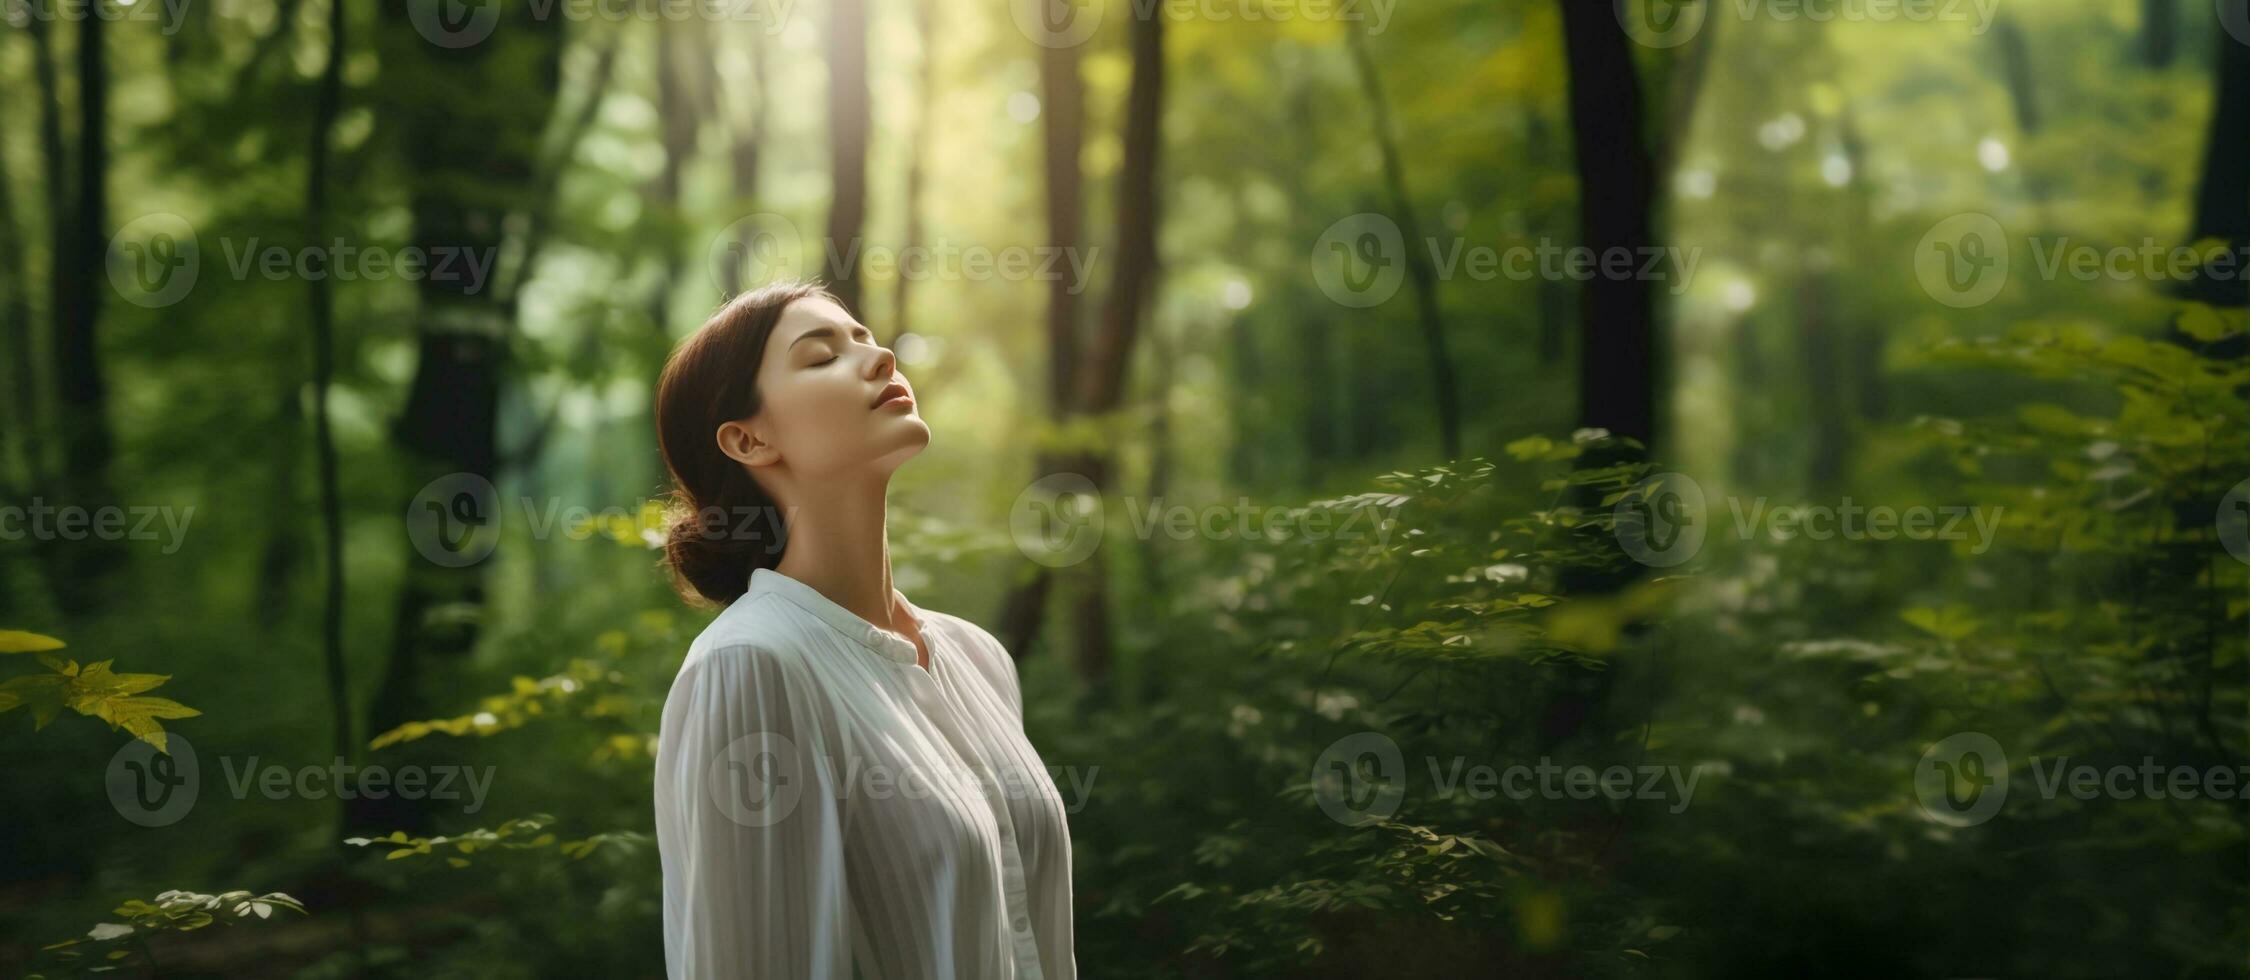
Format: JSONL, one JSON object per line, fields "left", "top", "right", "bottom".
{"left": 872, "top": 423, "right": 932, "bottom": 471}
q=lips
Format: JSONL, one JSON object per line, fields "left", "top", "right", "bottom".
{"left": 872, "top": 380, "right": 913, "bottom": 409}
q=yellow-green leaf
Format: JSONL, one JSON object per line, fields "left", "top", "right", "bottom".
{"left": 0, "top": 630, "right": 65, "bottom": 654}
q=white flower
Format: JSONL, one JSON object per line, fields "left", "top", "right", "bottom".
{"left": 88, "top": 923, "right": 134, "bottom": 941}
{"left": 1313, "top": 692, "right": 1359, "bottom": 721}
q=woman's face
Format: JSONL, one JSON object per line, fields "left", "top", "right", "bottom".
{"left": 721, "top": 296, "right": 929, "bottom": 491}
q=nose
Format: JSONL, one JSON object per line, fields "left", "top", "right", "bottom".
{"left": 867, "top": 342, "right": 898, "bottom": 380}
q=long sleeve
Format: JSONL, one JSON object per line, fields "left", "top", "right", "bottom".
{"left": 656, "top": 643, "right": 852, "bottom": 980}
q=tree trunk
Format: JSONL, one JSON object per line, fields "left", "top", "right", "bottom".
{"left": 1557, "top": 0, "right": 1659, "bottom": 448}
{"left": 0, "top": 95, "right": 38, "bottom": 490}
{"left": 2178, "top": 6, "right": 2250, "bottom": 318}
{"left": 357, "top": 3, "right": 562, "bottom": 835}
{"left": 1066, "top": 4, "right": 1165, "bottom": 692}
{"left": 1795, "top": 272, "right": 1847, "bottom": 493}
{"left": 1344, "top": 29, "right": 1461, "bottom": 460}
{"left": 995, "top": 21, "right": 1087, "bottom": 665}
{"left": 895, "top": 0, "right": 936, "bottom": 335}
{"left": 28, "top": 23, "right": 67, "bottom": 483}
{"left": 720, "top": 27, "right": 768, "bottom": 297}
{"left": 997, "top": 8, "right": 1163, "bottom": 688}
{"left": 823, "top": 0, "right": 870, "bottom": 311}
{"left": 308, "top": 0, "right": 353, "bottom": 819}
{"left": 56, "top": 13, "right": 112, "bottom": 486}
{"left": 2142, "top": 0, "right": 2177, "bottom": 69}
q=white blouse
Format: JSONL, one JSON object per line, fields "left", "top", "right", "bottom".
{"left": 654, "top": 567, "right": 1078, "bottom": 980}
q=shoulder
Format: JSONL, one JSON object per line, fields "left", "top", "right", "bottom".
{"left": 666, "top": 594, "right": 833, "bottom": 720}
{"left": 926, "top": 609, "right": 1023, "bottom": 710}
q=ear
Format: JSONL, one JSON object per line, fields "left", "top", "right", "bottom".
{"left": 715, "top": 418, "right": 781, "bottom": 469}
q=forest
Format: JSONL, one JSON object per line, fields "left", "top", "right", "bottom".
{"left": 2, "top": 0, "right": 2248, "bottom": 976}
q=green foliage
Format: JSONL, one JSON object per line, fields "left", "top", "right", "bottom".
{"left": 345, "top": 814, "right": 647, "bottom": 868}
{"left": 32, "top": 889, "right": 305, "bottom": 976}
{"left": 0, "top": 631, "right": 201, "bottom": 753}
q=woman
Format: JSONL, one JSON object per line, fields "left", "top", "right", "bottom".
{"left": 651, "top": 282, "right": 1078, "bottom": 980}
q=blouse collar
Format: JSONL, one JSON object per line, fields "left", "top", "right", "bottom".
{"left": 745, "top": 567, "right": 925, "bottom": 665}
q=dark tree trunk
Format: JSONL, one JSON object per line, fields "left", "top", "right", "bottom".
{"left": 1795, "top": 272, "right": 1847, "bottom": 493}
{"left": 1066, "top": 3, "right": 1164, "bottom": 692}
{"left": 1284, "top": 77, "right": 1339, "bottom": 473}
{"left": 717, "top": 27, "right": 767, "bottom": 298}
{"left": 56, "top": 13, "right": 112, "bottom": 486}
{"left": 2142, "top": 0, "right": 2177, "bottom": 69}
{"left": 998, "top": 8, "right": 1163, "bottom": 689}
{"left": 996, "top": 21, "right": 1087, "bottom": 665}
{"left": 308, "top": 0, "right": 353, "bottom": 818}
{"left": 823, "top": 0, "right": 870, "bottom": 311}
{"left": 357, "top": 2, "right": 562, "bottom": 836}
{"left": 1557, "top": 0, "right": 1659, "bottom": 448}
{"left": 1345, "top": 30, "right": 1460, "bottom": 460}
{"left": 0, "top": 96, "right": 38, "bottom": 490}
{"left": 895, "top": 0, "right": 936, "bottom": 335}
{"left": 2187, "top": 9, "right": 2250, "bottom": 309}
{"left": 1837, "top": 106, "right": 1886, "bottom": 423}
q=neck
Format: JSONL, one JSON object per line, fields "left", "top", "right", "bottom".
{"left": 772, "top": 472, "right": 902, "bottom": 632}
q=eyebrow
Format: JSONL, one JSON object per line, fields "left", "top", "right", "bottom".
{"left": 786, "top": 324, "right": 871, "bottom": 351}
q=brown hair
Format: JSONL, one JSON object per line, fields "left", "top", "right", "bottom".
{"left": 655, "top": 280, "right": 837, "bottom": 605}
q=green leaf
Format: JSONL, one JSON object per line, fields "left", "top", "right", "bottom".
{"left": 1901, "top": 605, "right": 1981, "bottom": 642}
{"left": 0, "top": 630, "right": 65, "bottom": 654}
